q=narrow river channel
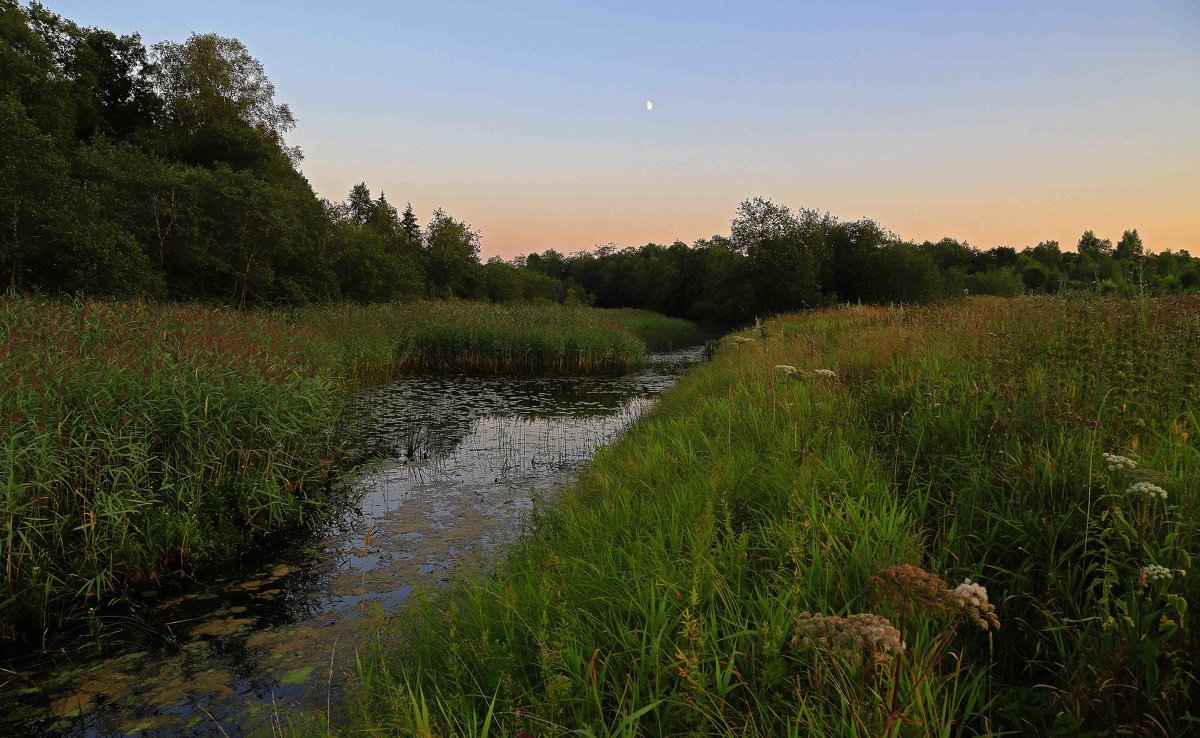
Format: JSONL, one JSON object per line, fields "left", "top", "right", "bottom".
{"left": 3, "top": 346, "right": 704, "bottom": 737}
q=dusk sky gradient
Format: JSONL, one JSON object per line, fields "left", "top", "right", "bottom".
{"left": 50, "top": 1, "right": 1200, "bottom": 258}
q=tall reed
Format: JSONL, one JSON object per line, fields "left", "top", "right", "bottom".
{"left": 0, "top": 297, "right": 659, "bottom": 639}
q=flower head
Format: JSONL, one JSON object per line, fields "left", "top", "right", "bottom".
{"left": 774, "top": 364, "right": 799, "bottom": 376}
{"left": 812, "top": 369, "right": 837, "bottom": 378}
{"left": 1126, "top": 481, "right": 1167, "bottom": 501}
{"left": 1142, "top": 564, "right": 1173, "bottom": 584}
{"left": 792, "top": 612, "right": 905, "bottom": 667}
{"left": 1102, "top": 452, "right": 1137, "bottom": 472}
{"left": 952, "top": 578, "right": 1001, "bottom": 631}
{"left": 863, "top": 564, "right": 957, "bottom": 618}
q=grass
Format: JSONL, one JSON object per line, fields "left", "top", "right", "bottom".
{"left": 296, "top": 301, "right": 648, "bottom": 379}
{"left": 0, "top": 298, "right": 663, "bottom": 640}
{"left": 592, "top": 308, "right": 710, "bottom": 351}
{"left": 333, "top": 297, "right": 1198, "bottom": 736}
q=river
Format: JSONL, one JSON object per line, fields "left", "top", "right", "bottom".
{"left": 3, "top": 345, "right": 704, "bottom": 737}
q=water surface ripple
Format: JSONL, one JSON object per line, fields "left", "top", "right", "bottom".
{"left": 3, "top": 346, "right": 703, "bottom": 737}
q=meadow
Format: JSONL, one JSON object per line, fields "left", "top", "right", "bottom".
{"left": 0, "top": 298, "right": 652, "bottom": 640}
{"left": 338, "top": 297, "right": 1198, "bottom": 736}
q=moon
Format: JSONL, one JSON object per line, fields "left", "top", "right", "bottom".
{"left": 646, "top": 100, "right": 653, "bottom": 111}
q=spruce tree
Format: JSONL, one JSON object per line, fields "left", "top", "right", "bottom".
{"left": 401, "top": 201, "right": 421, "bottom": 241}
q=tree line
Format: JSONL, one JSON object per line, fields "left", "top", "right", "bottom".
{"left": 2, "top": 2, "right": 1195, "bottom": 324}
{"left": 515, "top": 200, "right": 1199, "bottom": 326}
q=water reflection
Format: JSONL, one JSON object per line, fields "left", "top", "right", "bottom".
{"left": 4, "top": 346, "right": 703, "bottom": 737}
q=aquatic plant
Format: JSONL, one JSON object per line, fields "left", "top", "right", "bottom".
{"left": 295, "top": 301, "right": 648, "bottom": 378}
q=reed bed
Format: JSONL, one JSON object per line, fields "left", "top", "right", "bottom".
{"left": 338, "top": 297, "right": 1198, "bottom": 737}
{"left": 0, "top": 298, "right": 344, "bottom": 640}
{"left": 0, "top": 298, "right": 656, "bottom": 639}
{"left": 592, "top": 307, "right": 710, "bottom": 351}
{"left": 296, "top": 301, "right": 647, "bottom": 379}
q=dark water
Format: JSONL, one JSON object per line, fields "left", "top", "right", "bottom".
{"left": 1, "top": 346, "right": 703, "bottom": 737}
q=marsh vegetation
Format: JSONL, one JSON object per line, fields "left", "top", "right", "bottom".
{"left": 0, "top": 298, "right": 656, "bottom": 641}
{"left": 339, "top": 297, "right": 1198, "bottom": 737}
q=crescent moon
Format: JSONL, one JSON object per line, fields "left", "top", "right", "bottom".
{"left": 646, "top": 100, "right": 653, "bottom": 111}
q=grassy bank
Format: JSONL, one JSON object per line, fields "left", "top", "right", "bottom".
{"left": 593, "top": 308, "right": 710, "bottom": 351}
{"left": 340, "top": 297, "right": 1198, "bottom": 736}
{"left": 0, "top": 298, "right": 660, "bottom": 639}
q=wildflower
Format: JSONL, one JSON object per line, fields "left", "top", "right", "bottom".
{"left": 1142, "top": 564, "right": 1173, "bottom": 584}
{"left": 792, "top": 612, "right": 905, "bottom": 667}
{"left": 1102, "top": 452, "right": 1136, "bottom": 471}
{"left": 1126, "top": 481, "right": 1167, "bottom": 501}
{"left": 863, "top": 564, "right": 957, "bottom": 618}
{"left": 774, "top": 364, "right": 799, "bottom": 376}
{"left": 811, "top": 369, "right": 837, "bottom": 378}
{"left": 951, "top": 579, "right": 1001, "bottom": 631}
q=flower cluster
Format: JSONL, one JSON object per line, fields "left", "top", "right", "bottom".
{"left": 952, "top": 579, "right": 1001, "bottom": 631}
{"left": 792, "top": 612, "right": 905, "bottom": 667}
{"left": 812, "top": 369, "right": 837, "bottom": 378}
{"left": 1102, "top": 452, "right": 1137, "bottom": 471}
{"left": 863, "top": 564, "right": 957, "bottom": 618}
{"left": 1126, "top": 481, "right": 1168, "bottom": 501}
{"left": 774, "top": 364, "right": 799, "bottom": 376}
{"left": 1142, "top": 564, "right": 1173, "bottom": 584}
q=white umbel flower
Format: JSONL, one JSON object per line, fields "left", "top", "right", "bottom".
{"left": 1126, "top": 481, "right": 1168, "bottom": 501}
{"left": 1142, "top": 564, "right": 1173, "bottom": 584}
{"left": 1102, "top": 452, "right": 1137, "bottom": 471}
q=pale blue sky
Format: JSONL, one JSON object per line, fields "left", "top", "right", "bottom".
{"left": 47, "top": 1, "right": 1200, "bottom": 256}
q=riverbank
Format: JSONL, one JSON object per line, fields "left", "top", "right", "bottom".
{"left": 336, "top": 297, "right": 1198, "bottom": 736}
{"left": 0, "top": 298, "right": 661, "bottom": 640}
{"left": 4, "top": 346, "right": 705, "bottom": 735}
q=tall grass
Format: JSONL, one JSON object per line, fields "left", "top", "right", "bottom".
{"left": 0, "top": 298, "right": 344, "bottom": 641}
{"left": 296, "top": 301, "right": 647, "bottom": 379}
{"left": 338, "top": 297, "right": 1198, "bottom": 736}
{"left": 592, "top": 308, "right": 709, "bottom": 351}
{"left": 0, "top": 298, "right": 654, "bottom": 640}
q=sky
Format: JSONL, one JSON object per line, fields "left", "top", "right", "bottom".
{"left": 48, "top": 0, "right": 1200, "bottom": 259}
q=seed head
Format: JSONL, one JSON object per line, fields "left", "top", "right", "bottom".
{"left": 863, "top": 564, "right": 957, "bottom": 618}
{"left": 792, "top": 612, "right": 905, "bottom": 667}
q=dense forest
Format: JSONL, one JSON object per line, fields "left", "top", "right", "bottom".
{"left": 2, "top": 1, "right": 1196, "bottom": 324}
{"left": 0, "top": 1, "right": 556, "bottom": 306}
{"left": 518, "top": 209, "right": 1200, "bottom": 326}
